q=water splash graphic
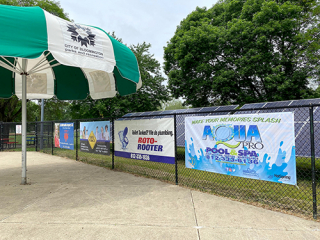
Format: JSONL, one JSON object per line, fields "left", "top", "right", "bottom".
{"left": 185, "top": 138, "right": 296, "bottom": 185}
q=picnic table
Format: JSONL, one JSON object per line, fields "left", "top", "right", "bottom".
{"left": 27, "top": 136, "right": 36, "bottom": 145}
{"left": 1, "top": 137, "right": 18, "bottom": 149}
{"left": 27, "top": 136, "right": 50, "bottom": 146}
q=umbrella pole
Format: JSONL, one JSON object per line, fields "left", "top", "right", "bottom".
{"left": 21, "top": 59, "right": 27, "bottom": 185}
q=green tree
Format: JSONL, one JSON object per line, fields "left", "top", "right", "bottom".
{"left": 0, "top": 98, "right": 40, "bottom": 122}
{"left": 0, "top": 96, "right": 22, "bottom": 122}
{"left": 70, "top": 42, "right": 170, "bottom": 119}
{"left": 43, "top": 98, "right": 71, "bottom": 121}
{"left": 0, "top": 0, "right": 69, "bottom": 122}
{"left": 26, "top": 101, "right": 40, "bottom": 122}
{"left": 160, "top": 99, "right": 187, "bottom": 111}
{"left": 164, "top": 0, "right": 320, "bottom": 107}
{"left": 0, "top": 0, "right": 69, "bottom": 19}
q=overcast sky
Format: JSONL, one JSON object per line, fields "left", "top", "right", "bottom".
{"left": 58, "top": 0, "right": 218, "bottom": 73}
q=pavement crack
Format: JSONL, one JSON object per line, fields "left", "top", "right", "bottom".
{"left": 190, "top": 190, "right": 201, "bottom": 240}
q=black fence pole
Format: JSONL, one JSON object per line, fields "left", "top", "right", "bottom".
{"left": 76, "top": 120, "right": 78, "bottom": 161}
{"left": 0, "top": 122, "right": 2, "bottom": 151}
{"left": 14, "top": 124, "right": 16, "bottom": 149}
{"left": 51, "top": 121, "right": 54, "bottom": 155}
{"left": 309, "top": 105, "right": 317, "bottom": 219}
{"left": 35, "top": 118, "right": 38, "bottom": 152}
{"left": 174, "top": 114, "right": 178, "bottom": 185}
{"left": 112, "top": 118, "right": 114, "bottom": 169}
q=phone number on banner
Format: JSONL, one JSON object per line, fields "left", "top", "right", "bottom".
{"left": 130, "top": 153, "right": 150, "bottom": 161}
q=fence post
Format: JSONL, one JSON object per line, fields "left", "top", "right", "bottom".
{"left": 112, "top": 118, "right": 114, "bottom": 169}
{"left": 174, "top": 114, "right": 178, "bottom": 185}
{"left": 51, "top": 121, "right": 54, "bottom": 155}
{"left": 0, "top": 122, "right": 2, "bottom": 151}
{"left": 309, "top": 104, "right": 317, "bottom": 219}
{"left": 35, "top": 118, "right": 38, "bottom": 152}
{"left": 75, "top": 120, "right": 78, "bottom": 161}
{"left": 14, "top": 123, "right": 17, "bottom": 149}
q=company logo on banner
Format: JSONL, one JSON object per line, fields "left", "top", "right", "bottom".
{"left": 80, "top": 121, "right": 110, "bottom": 155}
{"left": 59, "top": 123, "right": 74, "bottom": 150}
{"left": 114, "top": 118, "right": 175, "bottom": 164}
{"left": 185, "top": 112, "right": 296, "bottom": 185}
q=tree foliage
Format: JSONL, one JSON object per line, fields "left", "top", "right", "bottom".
{"left": 164, "top": 0, "right": 320, "bottom": 107}
{"left": 160, "top": 99, "right": 187, "bottom": 111}
{"left": 43, "top": 98, "right": 71, "bottom": 121}
{"left": 70, "top": 42, "right": 170, "bottom": 119}
{"left": 0, "top": 0, "right": 69, "bottom": 19}
{"left": 26, "top": 100, "right": 40, "bottom": 122}
{"left": 0, "top": 0, "right": 70, "bottom": 122}
{"left": 0, "top": 96, "right": 22, "bottom": 122}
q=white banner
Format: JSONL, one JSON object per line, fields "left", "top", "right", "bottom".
{"left": 16, "top": 125, "right": 21, "bottom": 134}
{"left": 185, "top": 112, "right": 296, "bottom": 185}
{"left": 115, "top": 118, "right": 175, "bottom": 164}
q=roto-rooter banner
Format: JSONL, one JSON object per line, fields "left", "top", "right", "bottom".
{"left": 185, "top": 112, "right": 296, "bottom": 185}
{"left": 80, "top": 121, "right": 110, "bottom": 155}
{"left": 115, "top": 118, "right": 175, "bottom": 164}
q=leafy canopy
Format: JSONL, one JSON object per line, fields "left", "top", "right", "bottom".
{"left": 164, "top": 0, "right": 320, "bottom": 107}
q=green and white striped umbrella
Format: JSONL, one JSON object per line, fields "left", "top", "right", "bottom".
{"left": 0, "top": 4, "right": 141, "bottom": 184}
{"left": 0, "top": 4, "right": 141, "bottom": 100}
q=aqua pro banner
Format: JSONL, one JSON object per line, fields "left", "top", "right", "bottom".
{"left": 185, "top": 112, "right": 296, "bottom": 185}
{"left": 115, "top": 118, "right": 175, "bottom": 164}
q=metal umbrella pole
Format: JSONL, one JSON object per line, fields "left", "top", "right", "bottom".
{"left": 21, "top": 59, "right": 27, "bottom": 185}
{"left": 40, "top": 99, "right": 44, "bottom": 150}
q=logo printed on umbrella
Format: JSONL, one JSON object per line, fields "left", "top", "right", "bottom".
{"left": 67, "top": 24, "right": 96, "bottom": 47}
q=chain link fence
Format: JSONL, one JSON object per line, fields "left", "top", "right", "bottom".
{"left": 1, "top": 104, "right": 319, "bottom": 219}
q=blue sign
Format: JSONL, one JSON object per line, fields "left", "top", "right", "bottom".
{"left": 59, "top": 123, "right": 74, "bottom": 150}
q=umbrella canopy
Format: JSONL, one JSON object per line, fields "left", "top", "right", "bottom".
{"left": 0, "top": 4, "right": 141, "bottom": 100}
{"left": 0, "top": 5, "right": 141, "bottom": 184}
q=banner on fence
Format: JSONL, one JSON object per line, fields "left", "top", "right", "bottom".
{"left": 54, "top": 123, "right": 60, "bottom": 148}
{"left": 185, "top": 112, "right": 296, "bottom": 185}
{"left": 16, "top": 125, "right": 21, "bottom": 134}
{"left": 114, "top": 118, "right": 175, "bottom": 164}
{"left": 59, "top": 122, "right": 74, "bottom": 150}
{"left": 80, "top": 121, "right": 110, "bottom": 155}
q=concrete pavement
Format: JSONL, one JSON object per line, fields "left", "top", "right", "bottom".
{"left": 0, "top": 152, "right": 319, "bottom": 240}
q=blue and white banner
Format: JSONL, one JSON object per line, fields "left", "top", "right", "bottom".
{"left": 185, "top": 112, "right": 296, "bottom": 185}
{"left": 59, "top": 122, "right": 74, "bottom": 150}
{"left": 80, "top": 121, "right": 111, "bottom": 155}
{"left": 115, "top": 118, "right": 175, "bottom": 164}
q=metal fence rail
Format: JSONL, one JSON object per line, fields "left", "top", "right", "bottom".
{"left": 1, "top": 104, "right": 319, "bottom": 219}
